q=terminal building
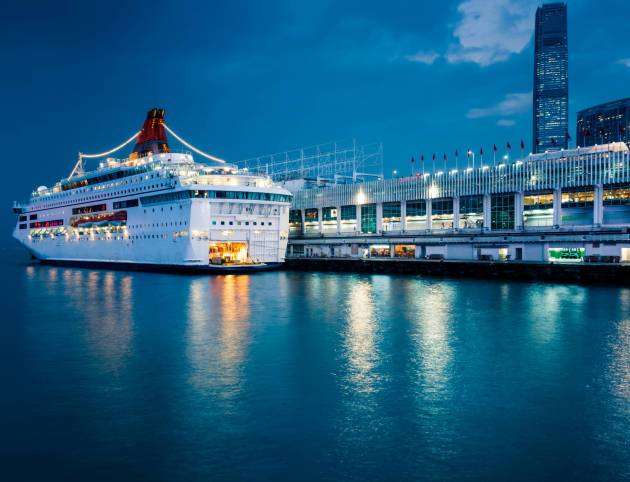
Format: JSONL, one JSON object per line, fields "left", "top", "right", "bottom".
{"left": 286, "top": 143, "right": 630, "bottom": 262}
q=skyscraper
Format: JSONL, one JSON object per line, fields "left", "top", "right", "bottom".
{"left": 533, "top": 3, "right": 568, "bottom": 153}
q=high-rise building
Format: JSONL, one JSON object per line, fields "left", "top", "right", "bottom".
{"left": 533, "top": 3, "right": 568, "bottom": 153}
{"left": 576, "top": 98, "right": 630, "bottom": 147}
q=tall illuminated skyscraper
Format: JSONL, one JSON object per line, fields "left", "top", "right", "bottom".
{"left": 533, "top": 3, "right": 568, "bottom": 153}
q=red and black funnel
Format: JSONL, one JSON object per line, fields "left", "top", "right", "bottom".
{"left": 130, "top": 108, "right": 170, "bottom": 159}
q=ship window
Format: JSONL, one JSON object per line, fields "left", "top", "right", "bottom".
{"left": 19, "top": 215, "right": 27, "bottom": 222}
{"left": 221, "top": 221, "right": 225, "bottom": 225}
{"left": 212, "top": 221, "right": 216, "bottom": 225}
{"left": 29, "top": 214, "right": 37, "bottom": 220}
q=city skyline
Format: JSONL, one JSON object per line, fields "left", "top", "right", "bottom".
{"left": 3, "top": 0, "right": 630, "bottom": 236}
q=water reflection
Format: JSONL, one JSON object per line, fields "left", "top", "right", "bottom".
{"left": 528, "top": 285, "right": 585, "bottom": 346}
{"left": 343, "top": 280, "right": 380, "bottom": 394}
{"left": 186, "top": 275, "right": 251, "bottom": 399}
{"left": 408, "top": 282, "right": 455, "bottom": 401}
{"left": 24, "top": 265, "right": 135, "bottom": 372}
{"left": 608, "top": 319, "right": 630, "bottom": 404}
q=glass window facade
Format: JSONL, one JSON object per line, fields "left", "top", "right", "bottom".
{"left": 289, "top": 209, "right": 303, "bottom": 235}
{"left": 382, "top": 202, "right": 401, "bottom": 219}
{"left": 524, "top": 191, "right": 554, "bottom": 227}
{"left": 406, "top": 200, "right": 426, "bottom": 217}
{"left": 322, "top": 207, "right": 338, "bottom": 232}
{"left": 431, "top": 198, "right": 454, "bottom": 230}
{"left": 305, "top": 208, "right": 318, "bottom": 221}
{"left": 533, "top": 3, "right": 568, "bottom": 153}
{"left": 459, "top": 195, "right": 483, "bottom": 229}
{"left": 405, "top": 200, "right": 426, "bottom": 231}
{"left": 577, "top": 98, "right": 630, "bottom": 147}
{"left": 322, "top": 207, "right": 338, "bottom": 221}
{"left": 340, "top": 205, "right": 357, "bottom": 232}
{"left": 561, "top": 189, "right": 594, "bottom": 208}
{"left": 561, "top": 188, "right": 593, "bottom": 226}
{"left": 304, "top": 208, "right": 319, "bottom": 233}
{"left": 340, "top": 205, "right": 356, "bottom": 220}
{"left": 382, "top": 202, "right": 401, "bottom": 232}
{"left": 603, "top": 182, "right": 630, "bottom": 225}
{"left": 491, "top": 193, "right": 515, "bottom": 230}
{"left": 361, "top": 204, "right": 377, "bottom": 234}
{"left": 603, "top": 183, "right": 630, "bottom": 205}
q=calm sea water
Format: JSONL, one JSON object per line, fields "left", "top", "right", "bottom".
{"left": 1, "top": 249, "right": 629, "bottom": 481}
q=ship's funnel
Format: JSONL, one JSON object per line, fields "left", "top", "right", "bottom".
{"left": 130, "top": 108, "right": 170, "bottom": 159}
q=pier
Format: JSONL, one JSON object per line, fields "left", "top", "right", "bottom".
{"left": 285, "top": 143, "right": 630, "bottom": 273}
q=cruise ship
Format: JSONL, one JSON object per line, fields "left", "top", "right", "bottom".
{"left": 12, "top": 109, "right": 292, "bottom": 271}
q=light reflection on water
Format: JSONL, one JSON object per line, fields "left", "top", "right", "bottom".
{"left": 6, "top": 260, "right": 630, "bottom": 481}
{"left": 409, "top": 282, "right": 455, "bottom": 402}
{"left": 344, "top": 279, "right": 379, "bottom": 394}
{"left": 186, "top": 275, "right": 251, "bottom": 400}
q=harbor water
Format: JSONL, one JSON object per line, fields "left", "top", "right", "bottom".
{"left": 1, "top": 250, "right": 629, "bottom": 481}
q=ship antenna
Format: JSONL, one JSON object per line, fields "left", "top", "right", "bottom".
{"left": 69, "top": 154, "right": 85, "bottom": 179}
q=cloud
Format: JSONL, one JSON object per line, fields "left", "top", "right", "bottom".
{"left": 617, "top": 58, "right": 630, "bottom": 68}
{"left": 447, "top": 0, "right": 537, "bottom": 67}
{"left": 467, "top": 92, "right": 531, "bottom": 119}
{"left": 497, "top": 119, "right": 516, "bottom": 126}
{"left": 404, "top": 50, "right": 440, "bottom": 65}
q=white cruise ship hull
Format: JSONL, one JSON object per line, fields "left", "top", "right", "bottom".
{"left": 14, "top": 192, "right": 290, "bottom": 271}
{"left": 12, "top": 110, "right": 292, "bottom": 272}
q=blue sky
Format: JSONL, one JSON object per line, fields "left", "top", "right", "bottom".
{"left": 2, "top": 0, "right": 630, "bottom": 233}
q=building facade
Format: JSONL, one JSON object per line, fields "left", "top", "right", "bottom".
{"left": 576, "top": 98, "right": 630, "bottom": 147}
{"left": 287, "top": 143, "right": 630, "bottom": 263}
{"left": 533, "top": 2, "right": 569, "bottom": 153}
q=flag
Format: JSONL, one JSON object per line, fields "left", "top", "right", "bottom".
{"left": 411, "top": 156, "right": 415, "bottom": 164}
{"left": 506, "top": 141, "right": 512, "bottom": 150}
{"left": 443, "top": 153, "right": 447, "bottom": 160}
{"left": 493, "top": 144, "right": 497, "bottom": 152}
{"left": 432, "top": 154, "right": 436, "bottom": 161}
{"left": 421, "top": 154, "right": 424, "bottom": 161}
{"left": 520, "top": 139, "right": 525, "bottom": 149}
{"left": 480, "top": 146, "right": 483, "bottom": 156}
{"left": 455, "top": 149, "right": 459, "bottom": 157}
